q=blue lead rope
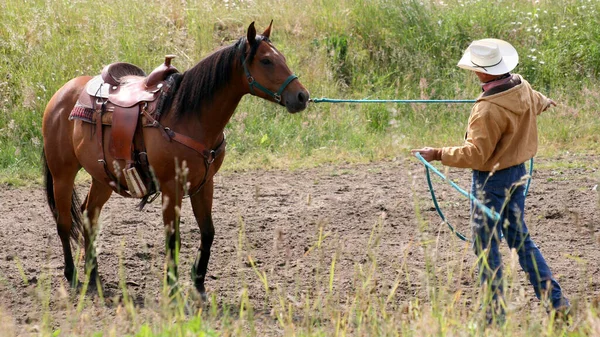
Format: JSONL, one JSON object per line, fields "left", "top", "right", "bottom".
{"left": 415, "top": 153, "right": 533, "bottom": 242}
{"left": 523, "top": 159, "right": 533, "bottom": 198}
{"left": 311, "top": 98, "right": 477, "bottom": 104}
{"left": 308, "top": 95, "right": 535, "bottom": 242}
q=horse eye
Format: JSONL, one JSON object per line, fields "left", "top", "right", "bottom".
{"left": 260, "top": 59, "right": 272, "bottom": 66}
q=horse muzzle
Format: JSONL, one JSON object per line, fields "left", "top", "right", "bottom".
{"left": 283, "top": 89, "right": 310, "bottom": 113}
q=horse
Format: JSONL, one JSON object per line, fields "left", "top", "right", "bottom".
{"left": 41, "top": 21, "right": 309, "bottom": 299}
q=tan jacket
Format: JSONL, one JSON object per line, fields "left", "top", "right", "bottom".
{"left": 441, "top": 74, "right": 552, "bottom": 171}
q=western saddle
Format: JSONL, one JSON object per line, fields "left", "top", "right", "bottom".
{"left": 74, "top": 55, "right": 179, "bottom": 198}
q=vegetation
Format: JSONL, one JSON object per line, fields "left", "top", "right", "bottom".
{"left": 0, "top": 0, "right": 599, "bottom": 336}
{"left": 1, "top": 0, "right": 600, "bottom": 183}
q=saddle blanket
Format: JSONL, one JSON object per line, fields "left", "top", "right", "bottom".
{"left": 69, "top": 103, "right": 155, "bottom": 126}
{"left": 69, "top": 103, "right": 96, "bottom": 123}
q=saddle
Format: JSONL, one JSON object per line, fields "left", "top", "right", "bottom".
{"left": 73, "top": 55, "right": 179, "bottom": 198}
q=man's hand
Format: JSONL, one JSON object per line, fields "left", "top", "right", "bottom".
{"left": 411, "top": 147, "right": 442, "bottom": 162}
{"left": 543, "top": 98, "right": 557, "bottom": 112}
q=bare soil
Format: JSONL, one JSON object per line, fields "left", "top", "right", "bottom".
{"left": 1, "top": 157, "right": 599, "bottom": 335}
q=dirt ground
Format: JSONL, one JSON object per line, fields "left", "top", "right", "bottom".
{"left": 0, "top": 156, "right": 599, "bottom": 336}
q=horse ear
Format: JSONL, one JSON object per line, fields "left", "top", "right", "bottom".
{"left": 247, "top": 21, "right": 256, "bottom": 45}
{"left": 262, "top": 20, "right": 273, "bottom": 39}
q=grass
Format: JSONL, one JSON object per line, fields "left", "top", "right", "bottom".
{"left": 1, "top": 0, "right": 600, "bottom": 184}
{"left": 1, "top": 0, "right": 600, "bottom": 336}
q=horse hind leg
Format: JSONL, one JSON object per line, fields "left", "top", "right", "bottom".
{"left": 42, "top": 150, "right": 84, "bottom": 288}
{"left": 80, "top": 178, "right": 113, "bottom": 294}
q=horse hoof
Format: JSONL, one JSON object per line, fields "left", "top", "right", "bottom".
{"left": 71, "top": 279, "right": 82, "bottom": 289}
{"left": 190, "top": 289, "right": 209, "bottom": 305}
{"left": 168, "top": 286, "right": 181, "bottom": 301}
{"left": 83, "top": 279, "right": 104, "bottom": 297}
{"left": 199, "top": 291, "right": 208, "bottom": 303}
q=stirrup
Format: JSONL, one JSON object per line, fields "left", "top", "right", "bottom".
{"left": 123, "top": 167, "right": 147, "bottom": 198}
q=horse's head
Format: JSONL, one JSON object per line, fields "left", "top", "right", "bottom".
{"left": 241, "top": 21, "right": 309, "bottom": 113}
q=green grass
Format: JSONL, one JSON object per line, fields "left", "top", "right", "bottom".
{"left": 1, "top": 0, "right": 600, "bottom": 184}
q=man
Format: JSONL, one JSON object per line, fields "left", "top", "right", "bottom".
{"left": 411, "top": 38, "right": 570, "bottom": 322}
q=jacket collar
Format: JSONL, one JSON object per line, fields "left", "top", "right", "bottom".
{"left": 481, "top": 74, "right": 521, "bottom": 97}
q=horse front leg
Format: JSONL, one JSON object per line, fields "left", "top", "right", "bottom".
{"left": 189, "top": 179, "right": 215, "bottom": 302}
{"left": 161, "top": 181, "right": 184, "bottom": 299}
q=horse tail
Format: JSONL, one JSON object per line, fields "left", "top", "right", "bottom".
{"left": 42, "top": 149, "right": 57, "bottom": 220}
{"left": 41, "top": 149, "right": 84, "bottom": 245}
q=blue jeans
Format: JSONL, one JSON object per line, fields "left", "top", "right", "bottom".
{"left": 471, "top": 163, "right": 569, "bottom": 310}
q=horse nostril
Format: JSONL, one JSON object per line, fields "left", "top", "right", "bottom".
{"left": 298, "top": 91, "right": 307, "bottom": 104}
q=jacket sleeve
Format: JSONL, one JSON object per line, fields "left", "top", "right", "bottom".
{"left": 440, "top": 103, "right": 504, "bottom": 169}
{"left": 528, "top": 81, "right": 551, "bottom": 115}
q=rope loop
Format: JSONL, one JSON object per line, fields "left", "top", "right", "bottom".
{"left": 414, "top": 153, "right": 533, "bottom": 242}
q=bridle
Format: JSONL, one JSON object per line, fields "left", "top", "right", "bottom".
{"left": 240, "top": 40, "right": 298, "bottom": 103}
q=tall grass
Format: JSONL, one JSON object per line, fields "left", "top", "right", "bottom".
{"left": 1, "top": 0, "right": 599, "bottom": 183}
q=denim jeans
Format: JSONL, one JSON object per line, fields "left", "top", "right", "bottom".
{"left": 471, "top": 163, "right": 569, "bottom": 310}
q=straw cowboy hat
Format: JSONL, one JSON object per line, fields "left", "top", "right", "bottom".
{"left": 457, "top": 38, "right": 519, "bottom": 75}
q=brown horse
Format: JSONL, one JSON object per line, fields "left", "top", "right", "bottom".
{"left": 41, "top": 22, "right": 309, "bottom": 299}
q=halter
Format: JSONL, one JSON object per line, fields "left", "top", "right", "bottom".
{"left": 240, "top": 41, "right": 298, "bottom": 103}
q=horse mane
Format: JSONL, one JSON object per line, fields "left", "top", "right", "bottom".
{"left": 171, "top": 36, "right": 267, "bottom": 119}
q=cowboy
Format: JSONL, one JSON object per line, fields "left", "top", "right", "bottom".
{"left": 411, "top": 38, "right": 570, "bottom": 322}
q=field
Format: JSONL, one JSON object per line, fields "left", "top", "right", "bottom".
{"left": 1, "top": 0, "right": 600, "bottom": 336}
{"left": 1, "top": 157, "right": 600, "bottom": 336}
